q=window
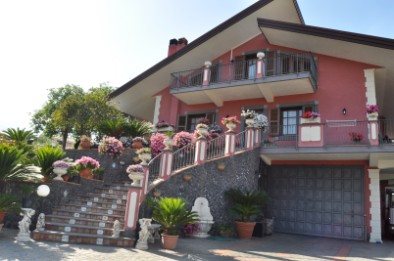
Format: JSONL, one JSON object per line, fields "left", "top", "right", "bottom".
{"left": 177, "top": 111, "right": 216, "bottom": 132}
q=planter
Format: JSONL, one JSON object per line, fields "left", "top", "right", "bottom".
{"left": 128, "top": 172, "right": 145, "bottom": 186}
{"left": 62, "top": 174, "right": 70, "bottom": 182}
{"left": 245, "top": 118, "right": 255, "bottom": 127}
{"left": 132, "top": 141, "right": 143, "bottom": 150}
{"left": 53, "top": 167, "right": 68, "bottom": 181}
{"left": 196, "top": 127, "right": 208, "bottom": 135}
{"left": 183, "top": 174, "right": 192, "bottom": 182}
{"left": 301, "top": 117, "right": 320, "bottom": 124}
{"left": 163, "top": 138, "right": 174, "bottom": 150}
{"left": 80, "top": 140, "right": 91, "bottom": 149}
{"left": 79, "top": 168, "right": 93, "bottom": 179}
{"left": 161, "top": 234, "right": 179, "bottom": 250}
{"left": 138, "top": 153, "right": 151, "bottom": 166}
{"left": 368, "top": 112, "right": 378, "bottom": 121}
{"left": 157, "top": 126, "right": 174, "bottom": 133}
{"left": 225, "top": 123, "right": 237, "bottom": 132}
{"left": 217, "top": 162, "right": 225, "bottom": 171}
{"left": 235, "top": 221, "right": 256, "bottom": 240}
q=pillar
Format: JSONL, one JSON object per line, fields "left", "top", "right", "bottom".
{"left": 368, "top": 121, "right": 379, "bottom": 146}
{"left": 368, "top": 168, "right": 382, "bottom": 243}
{"left": 245, "top": 127, "right": 254, "bottom": 150}
{"left": 159, "top": 150, "right": 173, "bottom": 180}
{"left": 254, "top": 128, "right": 262, "bottom": 146}
{"left": 224, "top": 132, "right": 236, "bottom": 156}
{"left": 256, "top": 52, "right": 265, "bottom": 79}
{"left": 202, "top": 61, "right": 211, "bottom": 86}
{"left": 194, "top": 137, "right": 207, "bottom": 165}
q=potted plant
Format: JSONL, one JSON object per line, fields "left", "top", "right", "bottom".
{"left": 173, "top": 131, "right": 195, "bottom": 149}
{"left": 52, "top": 160, "right": 70, "bottom": 180}
{"left": 126, "top": 164, "right": 145, "bottom": 186}
{"left": 221, "top": 116, "right": 240, "bottom": 132}
{"left": 74, "top": 156, "right": 100, "bottom": 179}
{"left": 79, "top": 135, "right": 91, "bottom": 149}
{"left": 241, "top": 109, "right": 256, "bottom": 127}
{"left": 195, "top": 118, "right": 210, "bottom": 135}
{"left": 131, "top": 137, "right": 144, "bottom": 150}
{"left": 152, "top": 197, "right": 200, "bottom": 249}
{"left": 0, "top": 194, "right": 21, "bottom": 225}
{"left": 349, "top": 132, "right": 363, "bottom": 143}
{"left": 300, "top": 111, "right": 320, "bottom": 124}
{"left": 155, "top": 120, "right": 174, "bottom": 133}
{"left": 366, "top": 104, "right": 379, "bottom": 120}
{"left": 136, "top": 147, "right": 151, "bottom": 165}
{"left": 224, "top": 188, "right": 268, "bottom": 239}
{"left": 150, "top": 132, "right": 166, "bottom": 156}
{"left": 98, "top": 136, "right": 125, "bottom": 159}
{"left": 34, "top": 145, "right": 65, "bottom": 181}
{"left": 163, "top": 131, "right": 175, "bottom": 150}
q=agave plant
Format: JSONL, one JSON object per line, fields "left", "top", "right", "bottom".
{"left": 152, "top": 197, "right": 200, "bottom": 235}
{"left": 34, "top": 145, "right": 65, "bottom": 179}
{"left": 0, "top": 144, "right": 40, "bottom": 183}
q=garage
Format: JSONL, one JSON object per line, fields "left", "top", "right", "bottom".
{"left": 263, "top": 165, "right": 366, "bottom": 240}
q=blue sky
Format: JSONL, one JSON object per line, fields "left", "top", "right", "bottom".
{"left": 0, "top": 0, "right": 393, "bottom": 132}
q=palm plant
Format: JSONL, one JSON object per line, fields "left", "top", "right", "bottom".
{"left": 152, "top": 197, "right": 200, "bottom": 235}
{"left": 224, "top": 188, "right": 268, "bottom": 222}
{"left": 34, "top": 145, "right": 65, "bottom": 179}
{"left": 0, "top": 194, "right": 21, "bottom": 223}
{"left": 1, "top": 128, "right": 35, "bottom": 143}
{"left": 0, "top": 144, "right": 40, "bottom": 183}
{"left": 124, "top": 119, "right": 153, "bottom": 138}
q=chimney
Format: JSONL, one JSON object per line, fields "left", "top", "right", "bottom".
{"left": 168, "top": 37, "right": 188, "bottom": 57}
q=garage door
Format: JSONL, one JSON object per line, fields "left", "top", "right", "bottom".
{"left": 263, "top": 166, "right": 366, "bottom": 240}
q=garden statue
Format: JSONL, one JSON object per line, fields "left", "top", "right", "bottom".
{"left": 35, "top": 213, "right": 45, "bottom": 232}
{"left": 136, "top": 218, "right": 152, "bottom": 250}
{"left": 191, "top": 197, "right": 214, "bottom": 238}
{"left": 112, "top": 220, "right": 121, "bottom": 238}
{"left": 16, "top": 208, "right": 35, "bottom": 241}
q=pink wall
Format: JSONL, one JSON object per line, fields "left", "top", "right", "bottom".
{"left": 156, "top": 34, "right": 378, "bottom": 130}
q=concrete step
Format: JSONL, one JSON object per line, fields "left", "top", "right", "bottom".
{"left": 79, "top": 194, "right": 128, "bottom": 205}
{"left": 75, "top": 200, "right": 127, "bottom": 210}
{"left": 45, "top": 215, "right": 123, "bottom": 229}
{"left": 32, "top": 230, "right": 134, "bottom": 247}
{"left": 45, "top": 221, "right": 115, "bottom": 236}
{"left": 52, "top": 209, "right": 124, "bottom": 222}
{"left": 61, "top": 203, "right": 126, "bottom": 216}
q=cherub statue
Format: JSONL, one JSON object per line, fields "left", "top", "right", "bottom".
{"left": 112, "top": 220, "right": 121, "bottom": 238}
{"left": 16, "top": 208, "right": 35, "bottom": 241}
{"left": 35, "top": 213, "right": 45, "bottom": 232}
{"left": 135, "top": 218, "right": 152, "bottom": 250}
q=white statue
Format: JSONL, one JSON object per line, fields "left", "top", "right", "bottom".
{"left": 191, "top": 197, "right": 214, "bottom": 238}
{"left": 135, "top": 218, "right": 152, "bottom": 250}
{"left": 112, "top": 220, "right": 121, "bottom": 238}
{"left": 35, "top": 213, "right": 45, "bottom": 232}
{"left": 16, "top": 208, "right": 35, "bottom": 241}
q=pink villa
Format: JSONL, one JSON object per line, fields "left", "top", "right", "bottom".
{"left": 109, "top": 0, "right": 394, "bottom": 242}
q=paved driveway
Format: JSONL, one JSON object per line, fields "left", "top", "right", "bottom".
{"left": 1, "top": 228, "right": 394, "bottom": 260}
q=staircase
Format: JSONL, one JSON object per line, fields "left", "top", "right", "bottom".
{"left": 32, "top": 182, "right": 136, "bottom": 247}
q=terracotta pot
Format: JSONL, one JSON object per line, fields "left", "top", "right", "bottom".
{"left": 0, "top": 212, "right": 5, "bottom": 224}
{"left": 132, "top": 141, "right": 143, "bottom": 150}
{"left": 79, "top": 168, "right": 93, "bottom": 179}
{"left": 62, "top": 175, "right": 70, "bottom": 182}
{"left": 161, "top": 234, "right": 179, "bottom": 250}
{"left": 80, "top": 140, "right": 91, "bottom": 149}
{"left": 235, "top": 221, "right": 256, "bottom": 240}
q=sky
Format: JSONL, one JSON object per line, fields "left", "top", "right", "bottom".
{"left": 0, "top": 0, "right": 393, "bottom": 132}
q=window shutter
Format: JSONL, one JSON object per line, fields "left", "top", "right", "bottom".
{"left": 269, "top": 108, "right": 279, "bottom": 135}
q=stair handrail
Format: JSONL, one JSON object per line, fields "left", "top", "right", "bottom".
{"left": 206, "top": 134, "right": 226, "bottom": 160}
{"left": 172, "top": 142, "right": 196, "bottom": 173}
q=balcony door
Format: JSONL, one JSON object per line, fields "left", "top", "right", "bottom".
{"left": 177, "top": 111, "right": 216, "bottom": 132}
{"left": 281, "top": 108, "right": 302, "bottom": 135}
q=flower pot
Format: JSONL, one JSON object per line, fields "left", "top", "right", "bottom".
{"left": 368, "top": 112, "right": 378, "bottom": 121}
{"left": 197, "top": 127, "right": 208, "bottom": 135}
{"left": 226, "top": 123, "right": 237, "bottom": 132}
{"left": 138, "top": 153, "right": 151, "bottom": 166}
{"left": 301, "top": 117, "right": 320, "bottom": 124}
{"left": 62, "top": 174, "right": 70, "bottom": 182}
{"left": 132, "top": 141, "right": 143, "bottom": 150}
{"left": 245, "top": 118, "right": 255, "bottom": 127}
{"left": 183, "top": 174, "right": 192, "bottom": 182}
{"left": 217, "top": 162, "right": 225, "bottom": 171}
{"left": 128, "top": 172, "right": 145, "bottom": 186}
{"left": 79, "top": 168, "right": 93, "bottom": 179}
{"left": 235, "top": 221, "right": 256, "bottom": 240}
{"left": 53, "top": 167, "right": 68, "bottom": 181}
{"left": 80, "top": 140, "right": 91, "bottom": 149}
{"left": 163, "top": 138, "right": 174, "bottom": 150}
{"left": 161, "top": 234, "right": 179, "bottom": 250}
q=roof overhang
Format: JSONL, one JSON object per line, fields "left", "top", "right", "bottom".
{"left": 258, "top": 18, "right": 394, "bottom": 119}
{"left": 109, "top": 0, "right": 304, "bottom": 120}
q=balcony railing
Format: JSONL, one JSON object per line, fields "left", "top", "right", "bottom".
{"left": 170, "top": 51, "right": 318, "bottom": 90}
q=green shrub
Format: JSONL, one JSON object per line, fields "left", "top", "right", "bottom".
{"left": 34, "top": 145, "right": 65, "bottom": 179}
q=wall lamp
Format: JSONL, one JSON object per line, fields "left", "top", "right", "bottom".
{"left": 342, "top": 108, "right": 347, "bottom": 115}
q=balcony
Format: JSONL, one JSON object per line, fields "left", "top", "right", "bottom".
{"left": 170, "top": 51, "right": 318, "bottom": 105}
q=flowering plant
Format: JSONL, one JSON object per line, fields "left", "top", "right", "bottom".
{"left": 155, "top": 120, "right": 174, "bottom": 129}
{"left": 196, "top": 123, "right": 209, "bottom": 129}
{"left": 173, "top": 131, "right": 195, "bottom": 148}
{"left": 150, "top": 133, "right": 166, "bottom": 156}
{"left": 221, "top": 116, "right": 240, "bottom": 125}
{"left": 241, "top": 109, "right": 256, "bottom": 119}
{"left": 74, "top": 156, "right": 100, "bottom": 170}
{"left": 349, "top": 132, "right": 363, "bottom": 142}
{"left": 52, "top": 160, "right": 70, "bottom": 169}
{"left": 366, "top": 104, "right": 379, "bottom": 114}
{"left": 80, "top": 135, "right": 91, "bottom": 142}
{"left": 196, "top": 118, "right": 210, "bottom": 125}
{"left": 98, "top": 136, "right": 124, "bottom": 158}
{"left": 182, "top": 223, "right": 200, "bottom": 237}
{"left": 137, "top": 147, "right": 151, "bottom": 155}
{"left": 301, "top": 111, "right": 320, "bottom": 119}
{"left": 126, "top": 164, "right": 144, "bottom": 173}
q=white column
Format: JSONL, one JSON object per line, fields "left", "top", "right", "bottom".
{"left": 368, "top": 168, "right": 382, "bottom": 243}
{"left": 153, "top": 95, "right": 162, "bottom": 125}
{"left": 364, "top": 69, "right": 377, "bottom": 105}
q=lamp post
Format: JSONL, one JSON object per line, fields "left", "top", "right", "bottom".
{"left": 36, "top": 185, "right": 50, "bottom": 214}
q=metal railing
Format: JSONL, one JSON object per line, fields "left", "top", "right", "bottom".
{"left": 170, "top": 51, "right": 318, "bottom": 90}
{"left": 379, "top": 119, "right": 394, "bottom": 144}
{"left": 172, "top": 143, "right": 196, "bottom": 173}
{"left": 260, "top": 124, "right": 298, "bottom": 149}
{"left": 323, "top": 120, "right": 369, "bottom": 146}
{"left": 206, "top": 134, "right": 225, "bottom": 160}
{"left": 148, "top": 153, "right": 162, "bottom": 186}
{"left": 235, "top": 130, "right": 247, "bottom": 152}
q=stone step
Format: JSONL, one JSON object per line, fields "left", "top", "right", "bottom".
{"left": 84, "top": 192, "right": 128, "bottom": 202}
{"left": 93, "top": 188, "right": 129, "bottom": 197}
{"left": 52, "top": 209, "right": 124, "bottom": 222}
{"left": 32, "top": 230, "right": 134, "bottom": 247}
{"left": 45, "top": 221, "right": 115, "bottom": 236}
{"left": 61, "top": 203, "right": 126, "bottom": 216}
{"left": 76, "top": 200, "right": 127, "bottom": 210}
{"left": 79, "top": 194, "right": 128, "bottom": 205}
{"left": 45, "top": 215, "right": 123, "bottom": 229}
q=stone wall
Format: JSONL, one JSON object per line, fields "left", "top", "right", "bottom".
{"left": 141, "top": 148, "right": 261, "bottom": 224}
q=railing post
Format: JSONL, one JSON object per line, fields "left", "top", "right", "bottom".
{"left": 254, "top": 128, "right": 262, "bottom": 146}
{"left": 245, "top": 127, "right": 255, "bottom": 150}
{"left": 159, "top": 150, "right": 174, "bottom": 180}
{"left": 123, "top": 165, "right": 149, "bottom": 231}
{"left": 298, "top": 123, "right": 324, "bottom": 147}
{"left": 194, "top": 136, "right": 207, "bottom": 164}
{"left": 202, "top": 61, "right": 211, "bottom": 86}
{"left": 256, "top": 52, "right": 265, "bottom": 79}
{"left": 224, "top": 131, "right": 236, "bottom": 156}
{"left": 368, "top": 120, "right": 379, "bottom": 146}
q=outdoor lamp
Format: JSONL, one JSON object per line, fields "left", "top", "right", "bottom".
{"left": 37, "top": 185, "right": 50, "bottom": 197}
{"left": 342, "top": 108, "right": 347, "bottom": 115}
